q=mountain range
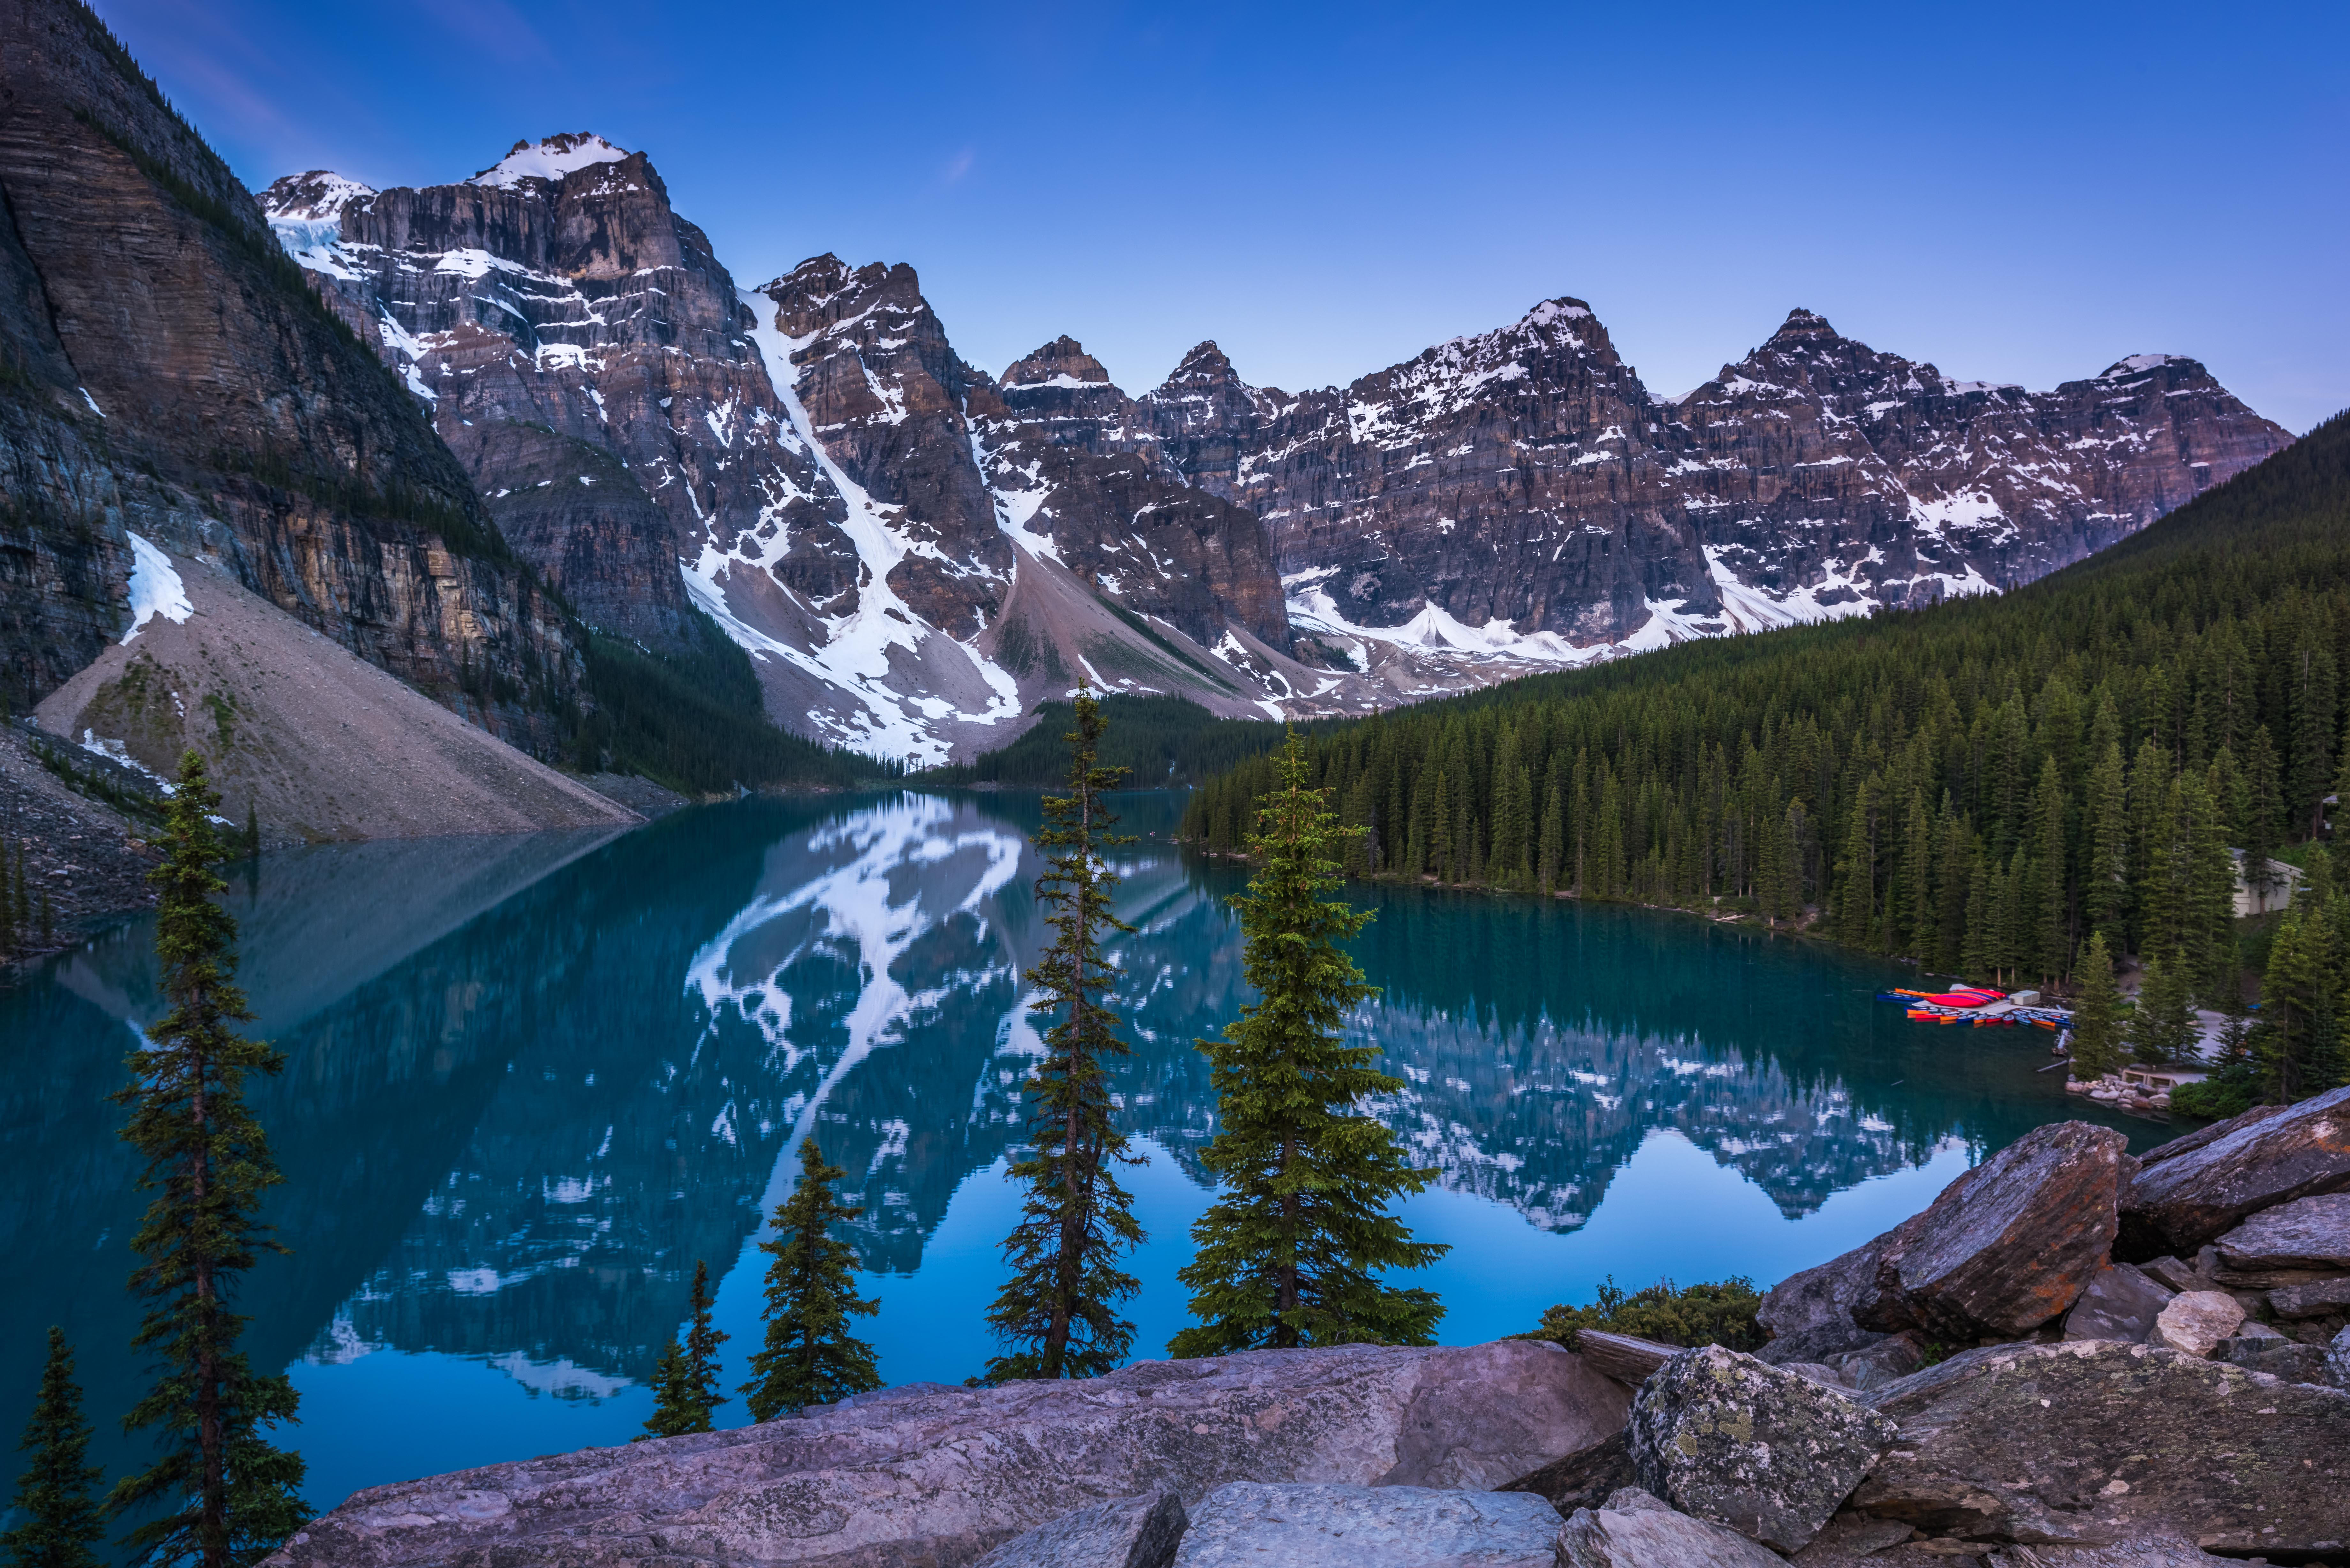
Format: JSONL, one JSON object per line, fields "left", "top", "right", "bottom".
{"left": 254, "top": 133, "right": 2293, "bottom": 766}
{"left": 0, "top": 0, "right": 2298, "bottom": 803}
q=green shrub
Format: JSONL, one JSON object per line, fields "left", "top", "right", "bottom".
{"left": 1524, "top": 1275, "right": 1764, "bottom": 1352}
{"left": 2170, "top": 1062, "right": 2260, "bottom": 1121}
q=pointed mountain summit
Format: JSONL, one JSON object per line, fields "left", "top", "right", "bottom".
{"left": 1001, "top": 336, "right": 1112, "bottom": 388}
{"left": 470, "top": 132, "right": 632, "bottom": 189}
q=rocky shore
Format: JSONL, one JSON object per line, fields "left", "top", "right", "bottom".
{"left": 267, "top": 1089, "right": 2349, "bottom": 1566}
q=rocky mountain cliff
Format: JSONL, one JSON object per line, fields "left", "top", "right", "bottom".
{"left": 0, "top": 0, "right": 576, "bottom": 752}
{"left": 259, "top": 129, "right": 2293, "bottom": 765}
{"left": 264, "top": 149, "right": 1338, "bottom": 763}
{"left": 1128, "top": 303, "right": 2291, "bottom": 665}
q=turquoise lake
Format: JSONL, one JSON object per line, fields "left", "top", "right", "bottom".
{"left": 0, "top": 789, "right": 2162, "bottom": 1519}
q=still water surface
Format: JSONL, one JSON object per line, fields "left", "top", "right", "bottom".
{"left": 1, "top": 790, "right": 2157, "bottom": 1517}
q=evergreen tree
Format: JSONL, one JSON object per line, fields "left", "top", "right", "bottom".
{"left": 742, "top": 1140, "right": 880, "bottom": 1421}
{"left": 4, "top": 1328, "right": 105, "bottom": 1568}
{"left": 2243, "top": 726, "right": 2285, "bottom": 901}
{"left": 2031, "top": 759, "right": 2070, "bottom": 980}
{"left": 2287, "top": 621, "right": 2338, "bottom": 838}
{"left": 2127, "top": 949, "right": 2197, "bottom": 1066}
{"left": 986, "top": 686, "right": 1145, "bottom": 1380}
{"left": 240, "top": 809, "right": 259, "bottom": 863}
{"left": 110, "top": 751, "right": 309, "bottom": 1568}
{"left": 2068, "top": 933, "right": 2124, "bottom": 1082}
{"left": 1172, "top": 732, "right": 1446, "bottom": 1356}
{"left": 639, "top": 1260, "right": 727, "bottom": 1439}
{"left": 2254, "top": 898, "right": 2344, "bottom": 1102}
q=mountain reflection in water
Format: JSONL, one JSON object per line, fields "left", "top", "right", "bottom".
{"left": 0, "top": 789, "right": 2153, "bottom": 1519}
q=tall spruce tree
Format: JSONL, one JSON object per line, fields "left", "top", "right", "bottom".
{"left": 984, "top": 685, "right": 1145, "bottom": 1380}
{"left": 2068, "top": 933, "right": 2124, "bottom": 1082}
{"left": 1171, "top": 731, "right": 1446, "bottom": 1357}
{"left": 742, "top": 1139, "right": 880, "bottom": 1421}
{"left": 110, "top": 750, "right": 308, "bottom": 1568}
{"left": 4, "top": 1328, "right": 106, "bottom": 1568}
{"left": 2127, "top": 949, "right": 2198, "bottom": 1066}
{"left": 2255, "top": 894, "right": 2344, "bottom": 1103}
{"left": 640, "top": 1260, "right": 728, "bottom": 1439}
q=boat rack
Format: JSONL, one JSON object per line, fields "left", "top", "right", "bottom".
{"left": 1875, "top": 989, "right": 2074, "bottom": 1032}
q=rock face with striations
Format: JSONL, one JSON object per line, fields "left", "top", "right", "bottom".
{"left": 1171, "top": 1483, "right": 1564, "bottom": 1568}
{"left": 1, "top": 0, "right": 576, "bottom": 749}
{"left": 1850, "top": 1340, "right": 2350, "bottom": 1553}
{"left": 2118, "top": 1085, "right": 2350, "bottom": 1259}
{"left": 1851, "top": 1121, "right": 2131, "bottom": 1340}
{"left": 974, "top": 1491, "right": 1186, "bottom": 1568}
{"left": 1557, "top": 1486, "right": 1785, "bottom": 1568}
{"left": 263, "top": 1340, "right": 1630, "bottom": 1568}
{"left": 261, "top": 137, "right": 850, "bottom": 657}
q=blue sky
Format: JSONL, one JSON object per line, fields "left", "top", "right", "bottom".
{"left": 99, "top": 0, "right": 2348, "bottom": 430}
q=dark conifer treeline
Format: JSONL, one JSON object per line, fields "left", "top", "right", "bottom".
{"left": 1185, "top": 413, "right": 2350, "bottom": 1023}
{"left": 920, "top": 695, "right": 1292, "bottom": 789}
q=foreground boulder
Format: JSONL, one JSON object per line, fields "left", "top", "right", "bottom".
{"left": 2147, "top": 1291, "right": 2243, "bottom": 1356}
{"left": 1173, "top": 1483, "right": 1561, "bottom": 1568}
{"left": 975, "top": 1492, "right": 1185, "bottom": 1568}
{"left": 1626, "top": 1346, "right": 1897, "bottom": 1552}
{"left": 1853, "top": 1121, "right": 2131, "bottom": 1340}
{"left": 1849, "top": 1340, "right": 2350, "bottom": 1552}
{"left": 1557, "top": 1486, "right": 1782, "bottom": 1567}
{"left": 2118, "top": 1085, "right": 2350, "bottom": 1259}
{"left": 263, "top": 1341, "right": 1629, "bottom": 1568}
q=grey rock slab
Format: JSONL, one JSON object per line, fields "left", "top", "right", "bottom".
{"left": 2332, "top": 1323, "right": 2350, "bottom": 1388}
{"left": 1758, "top": 1243, "right": 1888, "bottom": 1349}
{"left": 2264, "top": 1274, "right": 2350, "bottom": 1316}
{"left": 1982, "top": 1540, "right": 2238, "bottom": 1566}
{"left": 1557, "top": 1486, "right": 1784, "bottom": 1568}
{"left": 1571, "top": 1329, "right": 1676, "bottom": 1386}
{"left": 2060, "top": 1263, "right": 2174, "bottom": 1343}
{"left": 2118, "top": 1084, "right": 2350, "bottom": 1258}
{"left": 261, "top": 1339, "right": 1630, "bottom": 1568}
{"left": 1786, "top": 1512, "right": 1921, "bottom": 1565}
{"left": 1757, "top": 1318, "right": 1889, "bottom": 1367}
{"left": 2216, "top": 1335, "right": 2330, "bottom": 1383}
{"left": 2215, "top": 1191, "right": 2350, "bottom": 1270}
{"left": 1171, "top": 1483, "right": 1562, "bottom": 1568}
{"left": 1497, "top": 1430, "right": 1634, "bottom": 1517}
{"left": 1627, "top": 1344, "right": 1898, "bottom": 1552}
{"left": 1857, "top": 1121, "right": 2132, "bottom": 1341}
{"left": 2136, "top": 1255, "right": 2205, "bottom": 1294}
{"left": 2133, "top": 1102, "right": 2288, "bottom": 1169}
{"left": 1827, "top": 1331, "right": 1930, "bottom": 1391}
{"left": 1851, "top": 1339, "right": 2350, "bottom": 1552}
{"left": 974, "top": 1492, "right": 1186, "bottom": 1568}
{"left": 1783, "top": 1361, "right": 1855, "bottom": 1389}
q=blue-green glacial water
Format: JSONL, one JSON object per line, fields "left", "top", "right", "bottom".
{"left": 0, "top": 790, "right": 2161, "bottom": 1519}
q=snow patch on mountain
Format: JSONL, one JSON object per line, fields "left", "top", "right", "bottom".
{"left": 120, "top": 532, "right": 192, "bottom": 644}
{"left": 471, "top": 133, "right": 630, "bottom": 189}
{"left": 702, "top": 288, "right": 1021, "bottom": 766}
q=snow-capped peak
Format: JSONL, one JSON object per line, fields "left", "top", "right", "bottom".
{"left": 470, "top": 133, "right": 631, "bottom": 190}
{"left": 2097, "top": 353, "right": 2182, "bottom": 380}
{"left": 258, "top": 170, "right": 376, "bottom": 221}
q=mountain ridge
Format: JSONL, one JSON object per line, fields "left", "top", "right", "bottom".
{"left": 166, "top": 124, "right": 2309, "bottom": 769}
